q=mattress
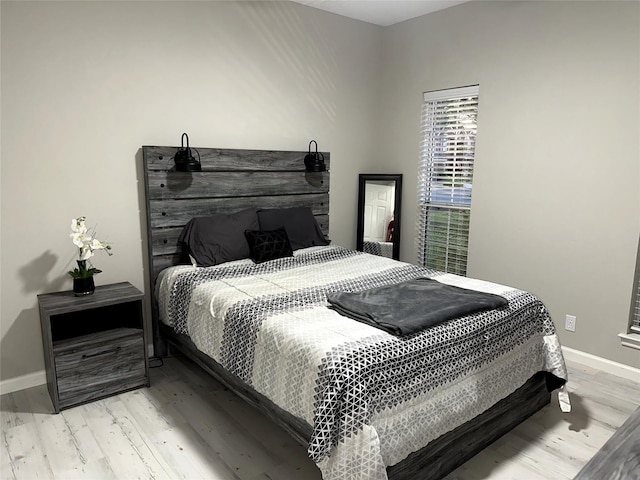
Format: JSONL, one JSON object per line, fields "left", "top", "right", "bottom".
{"left": 157, "top": 245, "right": 568, "bottom": 480}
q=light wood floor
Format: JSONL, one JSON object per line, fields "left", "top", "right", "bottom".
{"left": 2, "top": 357, "right": 639, "bottom": 480}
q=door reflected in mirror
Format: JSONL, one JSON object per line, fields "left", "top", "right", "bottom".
{"left": 357, "top": 174, "right": 402, "bottom": 260}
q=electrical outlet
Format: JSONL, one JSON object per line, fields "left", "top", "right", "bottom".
{"left": 565, "top": 314, "right": 576, "bottom": 332}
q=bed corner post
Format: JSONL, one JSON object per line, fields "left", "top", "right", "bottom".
{"left": 151, "top": 306, "right": 168, "bottom": 359}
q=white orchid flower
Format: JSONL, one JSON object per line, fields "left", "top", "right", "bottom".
{"left": 70, "top": 217, "right": 87, "bottom": 234}
{"left": 90, "top": 238, "right": 106, "bottom": 250}
{"left": 79, "top": 244, "right": 93, "bottom": 260}
{"left": 70, "top": 231, "right": 91, "bottom": 248}
{"left": 68, "top": 217, "right": 113, "bottom": 279}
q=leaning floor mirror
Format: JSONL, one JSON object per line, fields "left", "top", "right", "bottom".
{"left": 356, "top": 174, "right": 402, "bottom": 260}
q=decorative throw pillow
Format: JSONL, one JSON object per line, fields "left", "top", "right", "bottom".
{"left": 257, "top": 207, "right": 329, "bottom": 250}
{"left": 244, "top": 227, "right": 293, "bottom": 264}
{"left": 178, "top": 208, "right": 259, "bottom": 267}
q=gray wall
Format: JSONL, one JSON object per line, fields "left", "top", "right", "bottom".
{"left": 1, "top": 0, "right": 638, "bottom": 386}
{"left": 0, "top": 0, "right": 382, "bottom": 383}
{"left": 377, "top": 1, "right": 639, "bottom": 367}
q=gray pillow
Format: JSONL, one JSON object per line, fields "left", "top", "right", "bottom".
{"left": 178, "top": 208, "right": 259, "bottom": 267}
{"left": 257, "top": 207, "right": 329, "bottom": 250}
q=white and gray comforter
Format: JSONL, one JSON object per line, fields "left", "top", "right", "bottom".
{"left": 157, "top": 245, "right": 568, "bottom": 480}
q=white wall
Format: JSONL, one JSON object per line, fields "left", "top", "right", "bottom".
{"left": 378, "top": 1, "right": 640, "bottom": 368}
{"left": 0, "top": 0, "right": 381, "bottom": 384}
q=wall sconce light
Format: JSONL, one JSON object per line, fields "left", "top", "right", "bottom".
{"left": 174, "top": 133, "right": 201, "bottom": 172}
{"left": 304, "top": 140, "right": 326, "bottom": 172}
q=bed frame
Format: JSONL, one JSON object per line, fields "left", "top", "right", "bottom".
{"left": 142, "top": 145, "right": 556, "bottom": 479}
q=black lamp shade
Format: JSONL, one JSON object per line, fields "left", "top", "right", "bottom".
{"left": 174, "top": 133, "right": 202, "bottom": 172}
{"left": 304, "top": 140, "right": 326, "bottom": 172}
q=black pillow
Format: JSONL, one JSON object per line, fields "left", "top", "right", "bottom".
{"left": 257, "top": 207, "right": 329, "bottom": 250}
{"left": 244, "top": 228, "right": 293, "bottom": 263}
{"left": 178, "top": 208, "right": 259, "bottom": 267}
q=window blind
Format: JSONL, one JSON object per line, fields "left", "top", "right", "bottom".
{"left": 417, "top": 85, "right": 479, "bottom": 276}
{"left": 630, "top": 239, "right": 640, "bottom": 332}
{"left": 631, "top": 278, "right": 640, "bottom": 332}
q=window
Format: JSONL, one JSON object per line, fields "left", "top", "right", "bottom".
{"left": 417, "top": 85, "right": 479, "bottom": 276}
{"left": 631, "top": 246, "right": 640, "bottom": 333}
{"left": 619, "top": 237, "right": 640, "bottom": 349}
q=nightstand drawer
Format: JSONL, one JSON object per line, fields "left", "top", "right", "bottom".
{"left": 54, "top": 328, "right": 146, "bottom": 407}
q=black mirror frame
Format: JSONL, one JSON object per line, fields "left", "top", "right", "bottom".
{"left": 356, "top": 174, "right": 403, "bottom": 260}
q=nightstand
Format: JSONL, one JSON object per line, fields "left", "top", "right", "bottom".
{"left": 38, "top": 281, "right": 150, "bottom": 413}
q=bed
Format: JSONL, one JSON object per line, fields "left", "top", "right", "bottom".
{"left": 142, "top": 145, "right": 569, "bottom": 480}
{"left": 363, "top": 240, "right": 394, "bottom": 258}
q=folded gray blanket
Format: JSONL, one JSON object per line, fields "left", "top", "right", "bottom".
{"left": 326, "top": 277, "right": 508, "bottom": 336}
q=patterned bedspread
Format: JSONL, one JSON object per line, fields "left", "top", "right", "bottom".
{"left": 157, "top": 245, "right": 568, "bottom": 480}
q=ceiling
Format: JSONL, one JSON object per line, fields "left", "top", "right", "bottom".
{"left": 289, "top": 0, "right": 469, "bottom": 26}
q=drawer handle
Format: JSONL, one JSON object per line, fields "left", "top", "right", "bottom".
{"left": 82, "top": 346, "right": 121, "bottom": 359}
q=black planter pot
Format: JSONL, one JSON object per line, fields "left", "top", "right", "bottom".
{"left": 73, "top": 276, "right": 95, "bottom": 296}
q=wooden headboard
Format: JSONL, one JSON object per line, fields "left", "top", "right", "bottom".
{"left": 142, "top": 145, "right": 330, "bottom": 355}
{"left": 142, "top": 144, "right": 330, "bottom": 293}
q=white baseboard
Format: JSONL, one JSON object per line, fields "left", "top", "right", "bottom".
{"left": 0, "top": 370, "right": 46, "bottom": 395}
{"left": 562, "top": 346, "right": 640, "bottom": 383}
